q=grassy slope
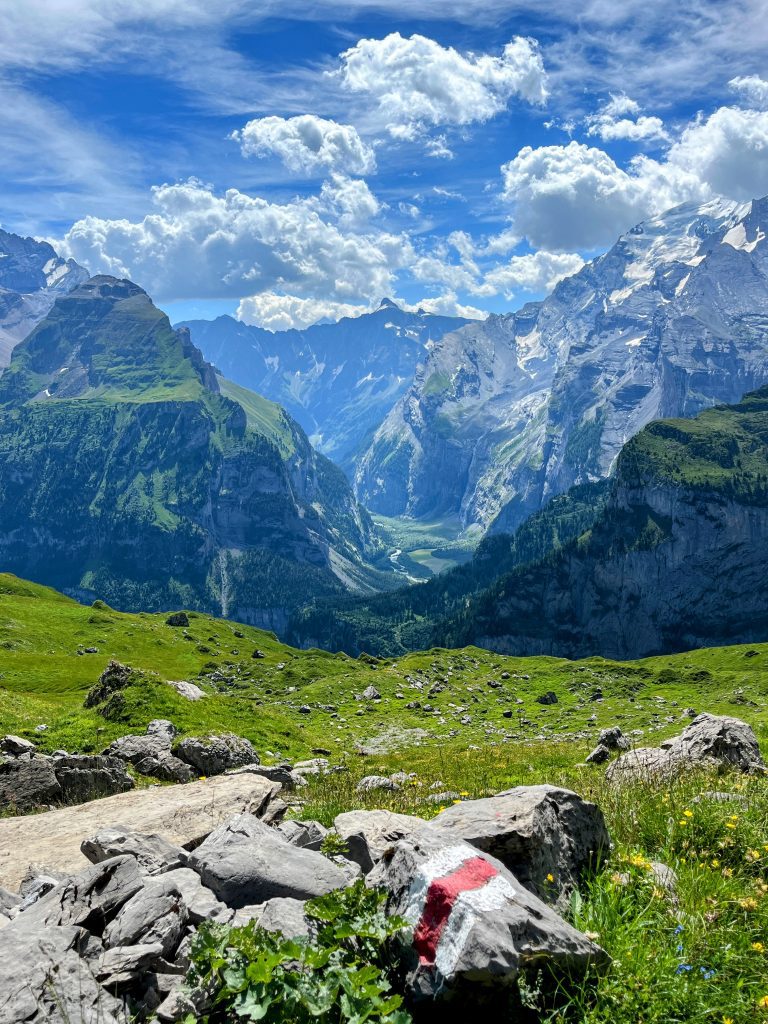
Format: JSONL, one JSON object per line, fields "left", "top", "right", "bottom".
{"left": 1, "top": 573, "right": 767, "bottom": 1021}
{"left": 2, "top": 572, "right": 767, "bottom": 765}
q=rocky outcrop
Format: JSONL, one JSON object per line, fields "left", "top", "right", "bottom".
{"left": 357, "top": 196, "right": 768, "bottom": 535}
{"left": 104, "top": 731, "right": 195, "bottom": 784}
{"left": 607, "top": 713, "right": 765, "bottom": 782}
{"left": 0, "top": 742, "right": 134, "bottom": 812}
{"left": 451, "top": 386, "right": 768, "bottom": 659}
{"left": 173, "top": 733, "right": 259, "bottom": 776}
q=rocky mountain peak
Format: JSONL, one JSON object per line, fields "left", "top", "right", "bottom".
{"left": 356, "top": 193, "right": 768, "bottom": 534}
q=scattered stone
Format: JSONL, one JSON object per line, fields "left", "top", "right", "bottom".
{"left": 103, "top": 876, "right": 187, "bottom": 958}
{"left": 536, "top": 691, "right": 559, "bottom": 705}
{"left": 188, "top": 813, "right": 349, "bottom": 908}
{"left": 167, "top": 680, "right": 206, "bottom": 701}
{"left": 585, "top": 744, "right": 611, "bottom": 765}
{"left": 359, "top": 685, "right": 381, "bottom": 701}
{"left": 95, "top": 941, "right": 165, "bottom": 989}
{"left": 0, "top": 735, "right": 36, "bottom": 756}
{"left": 233, "top": 897, "right": 310, "bottom": 938}
{"left": 431, "top": 786, "right": 609, "bottom": 909}
{"left": 252, "top": 649, "right": 265, "bottom": 659}
{"left": 369, "top": 831, "right": 608, "bottom": 1012}
{"left": 598, "top": 727, "right": 630, "bottom": 751}
{"left": 104, "top": 729, "right": 195, "bottom": 784}
{"left": 174, "top": 734, "right": 259, "bottom": 776}
{"left": 146, "top": 720, "right": 178, "bottom": 740}
{"left": 165, "top": 612, "right": 189, "bottom": 627}
{"left": 356, "top": 775, "right": 400, "bottom": 794}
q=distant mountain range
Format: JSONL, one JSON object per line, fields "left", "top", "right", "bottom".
{"left": 0, "top": 275, "right": 387, "bottom": 630}
{"left": 0, "top": 229, "right": 88, "bottom": 365}
{"left": 290, "top": 385, "right": 768, "bottom": 660}
{"left": 356, "top": 196, "right": 768, "bottom": 535}
{"left": 180, "top": 302, "right": 470, "bottom": 475}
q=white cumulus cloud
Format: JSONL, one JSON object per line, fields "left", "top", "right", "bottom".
{"left": 58, "top": 176, "right": 411, "bottom": 304}
{"left": 335, "top": 32, "right": 547, "bottom": 140}
{"left": 483, "top": 250, "right": 585, "bottom": 298}
{"left": 236, "top": 293, "right": 370, "bottom": 330}
{"left": 586, "top": 94, "right": 668, "bottom": 143}
{"left": 729, "top": 75, "right": 768, "bottom": 109}
{"left": 233, "top": 114, "right": 376, "bottom": 176}
{"left": 401, "top": 291, "right": 487, "bottom": 320}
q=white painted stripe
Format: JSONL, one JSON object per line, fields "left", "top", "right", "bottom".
{"left": 434, "top": 875, "right": 517, "bottom": 978}
{"left": 401, "top": 844, "right": 478, "bottom": 926}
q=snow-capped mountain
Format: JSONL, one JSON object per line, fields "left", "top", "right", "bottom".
{"left": 180, "top": 301, "right": 471, "bottom": 474}
{"left": 356, "top": 196, "right": 768, "bottom": 534}
{"left": 0, "top": 230, "right": 89, "bottom": 365}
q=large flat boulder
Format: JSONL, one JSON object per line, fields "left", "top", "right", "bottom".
{"left": 368, "top": 830, "right": 608, "bottom": 1015}
{"left": 0, "top": 773, "right": 281, "bottom": 891}
{"left": 188, "top": 813, "right": 349, "bottom": 908}
{"left": 430, "top": 786, "right": 609, "bottom": 908}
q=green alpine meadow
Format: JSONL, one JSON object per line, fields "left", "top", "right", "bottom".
{"left": 1, "top": 5, "right": 768, "bottom": 1023}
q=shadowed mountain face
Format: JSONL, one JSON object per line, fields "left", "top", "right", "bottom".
{"left": 288, "top": 387, "right": 768, "bottom": 661}
{"left": 356, "top": 196, "right": 768, "bottom": 536}
{"left": 181, "top": 301, "right": 471, "bottom": 475}
{"left": 0, "top": 276, "right": 385, "bottom": 630}
{"left": 0, "top": 229, "right": 88, "bottom": 366}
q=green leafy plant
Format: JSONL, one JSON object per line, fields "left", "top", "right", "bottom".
{"left": 180, "top": 881, "right": 412, "bottom": 1023}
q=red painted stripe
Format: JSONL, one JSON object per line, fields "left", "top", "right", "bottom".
{"left": 413, "top": 856, "right": 498, "bottom": 966}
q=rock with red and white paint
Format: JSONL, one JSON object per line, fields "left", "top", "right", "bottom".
{"left": 430, "top": 785, "right": 609, "bottom": 909}
{"left": 368, "top": 830, "right": 608, "bottom": 1012}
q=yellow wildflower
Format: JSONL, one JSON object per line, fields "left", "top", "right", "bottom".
{"left": 711, "top": 859, "right": 720, "bottom": 868}
{"left": 546, "top": 873, "right": 555, "bottom": 883}
{"left": 753, "top": 942, "right": 765, "bottom": 952}
{"left": 723, "top": 867, "right": 733, "bottom": 878}
{"left": 683, "top": 809, "right": 694, "bottom": 818}
{"left": 726, "top": 822, "right": 737, "bottom": 830}
{"left": 740, "top": 897, "right": 758, "bottom": 911}
{"left": 758, "top": 994, "right": 768, "bottom": 1010}
{"left": 723, "top": 1017, "right": 734, "bottom": 1024}
{"left": 747, "top": 849, "right": 761, "bottom": 862}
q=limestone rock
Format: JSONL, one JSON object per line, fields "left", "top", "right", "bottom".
{"left": 103, "top": 876, "right": 187, "bottom": 958}
{"left": 334, "top": 810, "right": 428, "bottom": 874}
{"left": 0, "top": 772, "right": 281, "bottom": 892}
{"left": 16, "top": 856, "right": 143, "bottom": 932}
{"left": 103, "top": 730, "right": 195, "bottom": 783}
{"left": 607, "top": 713, "right": 764, "bottom": 782}
{"left": 174, "top": 733, "right": 259, "bottom": 776}
{"left": 159, "top": 868, "right": 232, "bottom": 924}
{"left": 81, "top": 826, "right": 188, "bottom": 876}
{"left": 0, "top": 924, "right": 126, "bottom": 1024}
{"left": 431, "top": 786, "right": 609, "bottom": 908}
{"left": 233, "top": 896, "right": 310, "bottom": 938}
{"left": 275, "top": 819, "right": 328, "bottom": 851}
{"left": 188, "top": 813, "right": 349, "bottom": 908}
{"left": 368, "top": 830, "right": 608, "bottom": 1013}
{"left": 0, "top": 756, "right": 60, "bottom": 811}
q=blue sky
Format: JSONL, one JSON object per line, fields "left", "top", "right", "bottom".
{"left": 1, "top": 1, "right": 767, "bottom": 328}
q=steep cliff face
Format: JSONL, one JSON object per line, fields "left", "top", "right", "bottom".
{"left": 451, "top": 387, "right": 768, "bottom": 659}
{"left": 0, "top": 229, "right": 88, "bottom": 365}
{"left": 0, "top": 277, "right": 383, "bottom": 628}
{"left": 182, "top": 301, "right": 470, "bottom": 475}
{"left": 357, "top": 196, "right": 768, "bottom": 534}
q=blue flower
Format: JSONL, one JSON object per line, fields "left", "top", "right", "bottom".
{"left": 674, "top": 925, "right": 685, "bottom": 935}
{"left": 699, "top": 967, "right": 716, "bottom": 980}
{"left": 676, "top": 943, "right": 684, "bottom": 953}
{"left": 675, "top": 964, "right": 692, "bottom": 974}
